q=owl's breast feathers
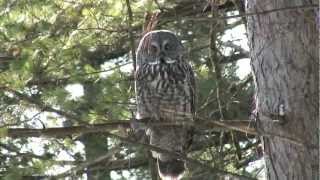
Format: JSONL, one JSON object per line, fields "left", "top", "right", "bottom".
{"left": 135, "top": 62, "right": 195, "bottom": 122}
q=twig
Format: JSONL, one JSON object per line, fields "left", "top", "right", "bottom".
{"left": 209, "top": 2, "right": 225, "bottom": 154}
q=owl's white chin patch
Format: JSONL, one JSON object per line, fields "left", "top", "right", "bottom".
{"left": 147, "top": 59, "right": 177, "bottom": 65}
{"left": 148, "top": 61, "right": 160, "bottom": 65}
{"left": 165, "top": 59, "right": 176, "bottom": 64}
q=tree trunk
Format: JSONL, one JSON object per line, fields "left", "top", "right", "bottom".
{"left": 246, "top": 1, "right": 319, "bottom": 180}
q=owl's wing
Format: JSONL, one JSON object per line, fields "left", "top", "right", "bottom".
{"left": 185, "top": 62, "right": 196, "bottom": 116}
{"left": 135, "top": 65, "right": 152, "bottom": 120}
{"left": 135, "top": 64, "right": 147, "bottom": 81}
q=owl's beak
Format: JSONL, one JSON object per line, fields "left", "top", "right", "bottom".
{"left": 159, "top": 52, "right": 166, "bottom": 64}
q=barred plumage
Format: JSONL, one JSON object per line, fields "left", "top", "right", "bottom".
{"left": 135, "top": 30, "right": 195, "bottom": 180}
{"left": 136, "top": 62, "right": 194, "bottom": 121}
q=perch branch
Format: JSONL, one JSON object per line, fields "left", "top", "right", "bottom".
{"left": 4, "top": 119, "right": 256, "bottom": 138}
{"left": 5, "top": 119, "right": 306, "bottom": 148}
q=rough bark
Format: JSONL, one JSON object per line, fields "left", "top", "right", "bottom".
{"left": 246, "top": 1, "right": 319, "bottom": 180}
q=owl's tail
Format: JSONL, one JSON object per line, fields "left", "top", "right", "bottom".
{"left": 157, "top": 158, "right": 185, "bottom": 180}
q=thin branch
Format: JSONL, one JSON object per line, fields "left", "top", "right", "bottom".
{"left": 0, "top": 142, "right": 48, "bottom": 160}
{"left": 198, "top": 118, "right": 255, "bottom": 135}
{"left": 5, "top": 120, "right": 131, "bottom": 138}
{"left": 125, "top": 0, "right": 137, "bottom": 71}
{"left": 209, "top": 6, "right": 224, "bottom": 120}
{"left": 0, "top": 110, "right": 44, "bottom": 128}
{"left": 0, "top": 55, "right": 14, "bottom": 61}
{"left": 0, "top": 86, "right": 87, "bottom": 125}
{"left": 73, "top": 27, "right": 121, "bottom": 32}
{"left": 154, "top": 0, "right": 164, "bottom": 12}
{"left": 184, "top": 4, "right": 319, "bottom": 21}
{"left": 26, "top": 61, "right": 132, "bottom": 87}
{"left": 89, "top": 157, "right": 148, "bottom": 171}
{"left": 53, "top": 146, "right": 122, "bottom": 179}
{"left": 0, "top": 141, "right": 76, "bottom": 167}
{"left": 198, "top": 75, "right": 252, "bottom": 113}
{"left": 209, "top": 3, "right": 225, "bottom": 154}
{"left": 220, "top": 51, "right": 249, "bottom": 64}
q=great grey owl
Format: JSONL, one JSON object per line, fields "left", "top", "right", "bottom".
{"left": 135, "top": 30, "right": 195, "bottom": 180}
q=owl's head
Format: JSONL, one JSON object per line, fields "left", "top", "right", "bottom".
{"left": 136, "top": 30, "right": 184, "bottom": 66}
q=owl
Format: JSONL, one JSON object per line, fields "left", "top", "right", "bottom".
{"left": 135, "top": 30, "right": 195, "bottom": 180}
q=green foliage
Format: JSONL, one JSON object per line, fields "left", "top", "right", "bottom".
{"left": 0, "top": 127, "right": 8, "bottom": 137}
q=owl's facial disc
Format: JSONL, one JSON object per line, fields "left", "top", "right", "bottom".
{"left": 144, "top": 36, "right": 182, "bottom": 65}
{"left": 148, "top": 45, "right": 177, "bottom": 65}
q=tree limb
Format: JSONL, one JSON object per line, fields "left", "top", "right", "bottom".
{"left": 3, "top": 119, "right": 256, "bottom": 138}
